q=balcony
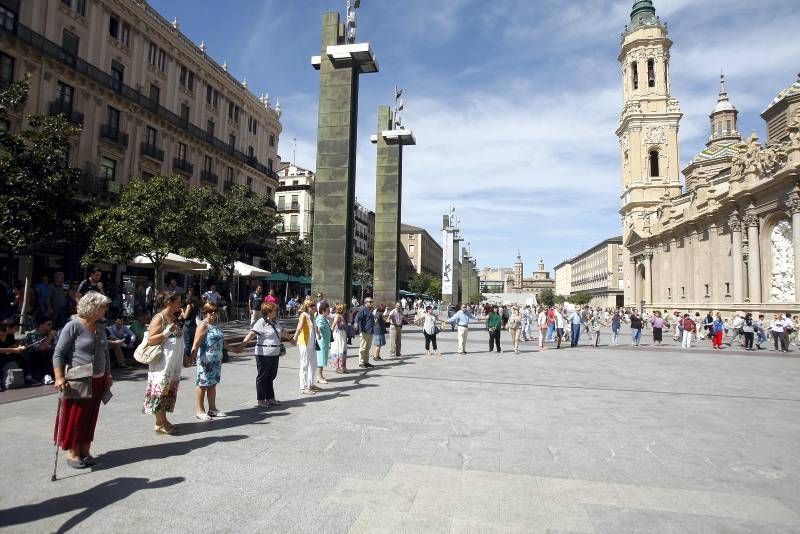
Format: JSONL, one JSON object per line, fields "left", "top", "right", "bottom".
{"left": 265, "top": 198, "right": 277, "bottom": 210}
{"left": 172, "top": 158, "right": 194, "bottom": 175}
{"left": 48, "top": 100, "right": 84, "bottom": 125}
{"left": 278, "top": 201, "right": 299, "bottom": 212}
{"left": 223, "top": 179, "right": 234, "bottom": 192}
{"left": 75, "top": 172, "right": 118, "bottom": 198}
{"left": 99, "top": 124, "right": 129, "bottom": 147}
{"left": 201, "top": 170, "right": 218, "bottom": 185}
{"left": 140, "top": 142, "right": 164, "bottom": 161}
{"left": 0, "top": 21, "right": 279, "bottom": 181}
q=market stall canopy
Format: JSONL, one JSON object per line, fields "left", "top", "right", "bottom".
{"left": 233, "top": 261, "right": 270, "bottom": 278}
{"left": 131, "top": 253, "right": 208, "bottom": 271}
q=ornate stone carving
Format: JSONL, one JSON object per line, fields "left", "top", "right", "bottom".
{"left": 619, "top": 132, "right": 630, "bottom": 153}
{"left": 743, "top": 213, "right": 759, "bottom": 228}
{"left": 666, "top": 98, "right": 681, "bottom": 113}
{"left": 743, "top": 133, "right": 763, "bottom": 175}
{"left": 769, "top": 220, "right": 795, "bottom": 303}
{"left": 760, "top": 143, "right": 788, "bottom": 175}
{"left": 728, "top": 214, "right": 742, "bottom": 232}
{"left": 644, "top": 126, "right": 666, "bottom": 145}
{"left": 787, "top": 192, "right": 800, "bottom": 215}
{"left": 730, "top": 144, "right": 746, "bottom": 179}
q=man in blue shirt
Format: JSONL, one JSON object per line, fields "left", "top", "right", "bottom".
{"left": 355, "top": 297, "right": 375, "bottom": 368}
{"left": 445, "top": 304, "right": 477, "bottom": 354}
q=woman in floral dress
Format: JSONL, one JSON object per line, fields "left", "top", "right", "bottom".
{"left": 190, "top": 302, "right": 238, "bottom": 421}
{"left": 329, "top": 303, "right": 348, "bottom": 374}
{"left": 143, "top": 291, "right": 184, "bottom": 435}
{"left": 315, "top": 301, "right": 332, "bottom": 384}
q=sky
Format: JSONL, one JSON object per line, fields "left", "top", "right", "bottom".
{"left": 150, "top": 0, "right": 800, "bottom": 274}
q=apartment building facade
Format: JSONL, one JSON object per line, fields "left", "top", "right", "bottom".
{"left": 353, "top": 200, "right": 375, "bottom": 267}
{"left": 276, "top": 162, "right": 314, "bottom": 240}
{"left": 0, "top": 0, "right": 281, "bottom": 200}
{"left": 399, "top": 223, "right": 443, "bottom": 290}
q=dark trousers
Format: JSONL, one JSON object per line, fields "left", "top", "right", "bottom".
{"left": 773, "top": 331, "right": 787, "bottom": 351}
{"left": 570, "top": 324, "right": 580, "bottom": 347}
{"left": 423, "top": 332, "right": 437, "bottom": 351}
{"left": 556, "top": 328, "right": 563, "bottom": 349}
{"left": 489, "top": 329, "right": 501, "bottom": 352}
{"left": 255, "top": 355, "right": 280, "bottom": 400}
{"left": 743, "top": 332, "right": 753, "bottom": 349}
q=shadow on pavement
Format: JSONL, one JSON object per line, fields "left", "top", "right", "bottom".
{"left": 94, "top": 434, "right": 247, "bottom": 469}
{"left": 169, "top": 408, "right": 285, "bottom": 437}
{"left": 0, "top": 476, "right": 184, "bottom": 532}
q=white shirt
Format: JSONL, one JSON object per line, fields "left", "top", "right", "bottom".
{"left": 203, "top": 291, "right": 222, "bottom": 304}
{"left": 251, "top": 318, "right": 283, "bottom": 357}
{"left": 537, "top": 311, "right": 548, "bottom": 328}
{"left": 388, "top": 308, "right": 403, "bottom": 327}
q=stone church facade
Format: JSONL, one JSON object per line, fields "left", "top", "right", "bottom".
{"left": 618, "top": 1, "right": 800, "bottom": 314}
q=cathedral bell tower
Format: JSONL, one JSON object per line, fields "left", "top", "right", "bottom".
{"left": 617, "top": 0, "right": 682, "bottom": 307}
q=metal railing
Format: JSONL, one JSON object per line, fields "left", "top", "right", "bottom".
{"left": 48, "top": 100, "right": 84, "bottom": 124}
{"left": 172, "top": 157, "right": 193, "bottom": 174}
{"left": 1, "top": 21, "right": 278, "bottom": 180}
{"left": 140, "top": 142, "right": 164, "bottom": 161}
{"left": 99, "top": 124, "right": 129, "bottom": 147}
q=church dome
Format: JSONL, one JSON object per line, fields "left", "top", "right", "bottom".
{"left": 765, "top": 72, "right": 800, "bottom": 111}
{"left": 713, "top": 99, "right": 736, "bottom": 113}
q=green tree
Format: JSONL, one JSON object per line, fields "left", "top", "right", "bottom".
{"left": 407, "top": 272, "right": 434, "bottom": 295}
{"left": 189, "top": 185, "right": 281, "bottom": 300}
{"left": 0, "top": 76, "right": 86, "bottom": 269}
{"left": 426, "top": 277, "right": 442, "bottom": 300}
{"left": 571, "top": 291, "right": 593, "bottom": 306}
{"left": 84, "top": 175, "right": 200, "bottom": 288}
{"left": 352, "top": 257, "right": 373, "bottom": 300}
{"left": 272, "top": 234, "right": 313, "bottom": 276}
{"left": 469, "top": 292, "right": 484, "bottom": 305}
{"left": 539, "top": 288, "right": 556, "bottom": 307}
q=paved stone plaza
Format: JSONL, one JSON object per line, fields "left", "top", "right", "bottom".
{"left": 1, "top": 322, "right": 800, "bottom": 533}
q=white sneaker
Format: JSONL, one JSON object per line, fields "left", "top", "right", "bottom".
{"left": 43, "top": 375, "right": 54, "bottom": 385}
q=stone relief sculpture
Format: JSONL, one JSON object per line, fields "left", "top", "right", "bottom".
{"left": 770, "top": 220, "right": 795, "bottom": 303}
{"left": 760, "top": 144, "right": 788, "bottom": 176}
{"left": 644, "top": 125, "right": 666, "bottom": 144}
{"left": 743, "top": 134, "right": 763, "bottom": 175}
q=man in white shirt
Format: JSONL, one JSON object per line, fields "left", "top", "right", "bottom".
{"left": 388, "top": 302, "right": 404, "bottom": 358}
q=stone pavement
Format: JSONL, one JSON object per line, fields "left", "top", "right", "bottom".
{"left": 1, "top": 322, "right": 799, "bottom": 533}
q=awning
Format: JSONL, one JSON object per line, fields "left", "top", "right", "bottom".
{"left": 131, "top": 253, "right": 208, "bottom": 271}
{"left": 267, "top": 272, "right": 290, "bottom": 282}
{"left": 233, "top": 261, "right": 270, "bottom": 278}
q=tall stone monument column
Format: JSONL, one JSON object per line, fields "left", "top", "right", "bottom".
{"left": 310, "top": 4, "right": 378, "bottom": 304}
{"left": 441, "top": 210, "right": 462, "bottom": 306}
{"left": 371, "top": 104, "right": 415, "bottom": 306}
{"left": 461, "top": 247, "right": 472, "bottom": 304}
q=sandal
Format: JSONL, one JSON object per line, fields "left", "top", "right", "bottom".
{"left": 301, "top": 389, "right": 316, "bottom": 395}
{"left": 316, "top": 378, "right": 329, "bottom": 384}
{"left": 154, "top": 425, "right": 177, "bottom": 435}
{"left": 373, "top": 356, "right": 383, "bottom": 361}
{"left": 269, "top": 399, "right": 282, "bottom": 406}
{"left": 195, "top": 413, "right": 212, "bottom": 421}
{"left": 207, "top": 410, "right": 227, "bottom": 417}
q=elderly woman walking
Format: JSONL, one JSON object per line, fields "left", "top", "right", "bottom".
{"left": 143, "top": 291, "right": 184, "bottom": 435}
{"left": 52, "top": 291, "right": 113, "bottom": 469}
{"left": 507, "top": 306, "right": 522, "bottom": 354}
{"left": 239, "top": 302, "right": 293, "bottom": 407}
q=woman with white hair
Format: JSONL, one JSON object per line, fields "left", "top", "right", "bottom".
{"left": 52, "top": 291, "right": 113, "bottom": 469}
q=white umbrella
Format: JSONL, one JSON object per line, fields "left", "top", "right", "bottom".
{"left": 233, "top": 261, "right": 270, "bottom": 278}
{"left": 131, "top": 253, "right": 208, "bottom": 271}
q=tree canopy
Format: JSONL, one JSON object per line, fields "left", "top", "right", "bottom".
{"left": 271, "top": 234, "right": 313, "bottom": 276}
{"left": 0, "top": 76, "right": 86, "bottom": 257}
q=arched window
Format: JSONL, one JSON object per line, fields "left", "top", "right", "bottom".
{"left": 647, "top": 59, "right": 655, "bottom": 87}
{"left": 649, "top": 150, "right": 660, "bottom": 177}
{"left": 631, "top": 62, "right": 639, "bottom": 90}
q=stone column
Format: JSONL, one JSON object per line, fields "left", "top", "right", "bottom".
{"left": 789, "top": 191, "right": 800, "bottom": 304}
{"left": 729, "top": 212, "right": 744, "bottom": 304}
{"left": 744, "top": 211, "right": 762, "bottom": 304}
{"left": 310, "top": 11, "right": 378, "bottom": 304}
{"left": 643, "top": 251, "right": 653, "bottom": 306}
{"left": 630, "top": 256, "right": 638, "bottom": 306}
{"left": 371, "top": 106, "right": 415, "bottom": 306}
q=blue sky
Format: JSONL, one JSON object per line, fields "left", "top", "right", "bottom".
{"left": 150, "top": 0, "right": 800, "bottom": 274}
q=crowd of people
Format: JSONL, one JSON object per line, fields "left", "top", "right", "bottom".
{"left": 3, "top": 274, "right": 799, "bottom": 471}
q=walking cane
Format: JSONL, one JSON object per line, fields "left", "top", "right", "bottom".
{"left": 51, "top": 392, "right": 64, "bottom": 481}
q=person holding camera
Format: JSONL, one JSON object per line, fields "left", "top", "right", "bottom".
{"left": 143, "top": 291, "right": 184, "bottom": 435}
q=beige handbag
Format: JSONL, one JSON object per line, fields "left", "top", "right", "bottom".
{"left": 134, "top": 330, "right": 163, "bottom": 365}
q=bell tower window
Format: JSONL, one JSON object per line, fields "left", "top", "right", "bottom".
{"left": 631, "top": 62, "right": 639, "bottom": 90}
{"left": 647, "top": 59, "right": 655, "bottom": 88}
{"left": 649, "top": 150, "right": 660, "bottom": 177}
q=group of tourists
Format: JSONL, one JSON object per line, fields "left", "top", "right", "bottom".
{"left": 15, "top": 283, "right": 798, "bottom": 472}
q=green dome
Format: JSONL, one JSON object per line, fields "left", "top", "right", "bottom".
{"left": 630, "top": 0, "right": 657, "bottom": 27}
